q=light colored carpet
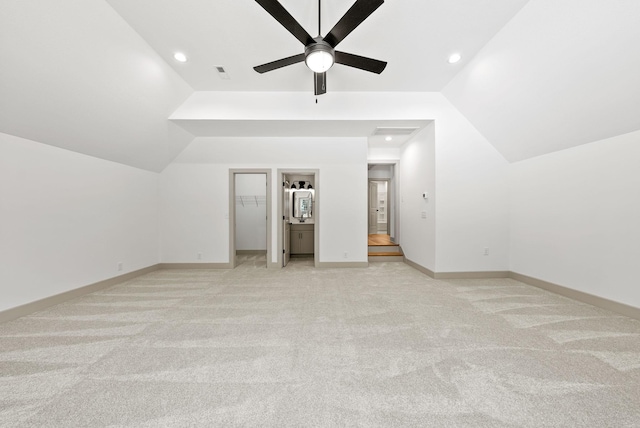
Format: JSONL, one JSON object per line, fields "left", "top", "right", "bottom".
{"left": 1, "top": 257, "right": 640, "bottom": 427}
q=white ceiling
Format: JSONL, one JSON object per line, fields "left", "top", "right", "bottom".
{"left": 3, "top": 0, "right": 639, "bottom": 171}
{"left": 443, "top": 0, "right": 640, "bottom": 162}
{"left": 0, "top": 0, "right": 194, "bottom": 172}
{"left": 105, "top": 0, "right": 530, "bottom": 92}
{"left": 172, "top": 119, "right": 429, "bottom": 147}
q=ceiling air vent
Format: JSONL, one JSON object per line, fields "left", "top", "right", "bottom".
{"left": 373, "top": 127, "right": 419, "bottom": 136}
{"left": 215, "top": 66, "right": 230, "bottom": 80}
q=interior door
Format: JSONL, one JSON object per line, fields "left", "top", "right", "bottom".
{"left": 368, "top": 181, "right": 378, "bottom": 234}
{"left": 284, "top": 222, "right": 290, "bottom": 266}
{"left": 283, "top": 183, "right": 290, "bottom": 267}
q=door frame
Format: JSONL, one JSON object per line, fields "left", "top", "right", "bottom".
{"left": 368, "top": 180, "right": 378, "bottom": 234}
{"left": 277, "top": 169, "right": 320, "bottom": 268}
{"left": 229, "top": 169, "right": 272, "bottom": 269}
{"left": 367, "top": 161, "right": 399, "bottom": 243}
{"left": 368, "top": 178, "right": 391, "bottom": 235}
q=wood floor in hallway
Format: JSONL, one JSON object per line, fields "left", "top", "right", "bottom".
{"left": 368, "top": 234, "right": 394, "bottom": 246}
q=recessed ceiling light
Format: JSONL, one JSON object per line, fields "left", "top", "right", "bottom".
{"left": 173, "top": 52, "right": 188, "bottom": 63}
{"left": 385, "top": 136, "right": 393, "bottom": 142}
{"left": 448, "top": 53, "right": 461, "bottom": 64}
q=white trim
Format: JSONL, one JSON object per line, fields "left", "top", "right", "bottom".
{"left": 0, "top": 265, "right": 160, "bottom": 324}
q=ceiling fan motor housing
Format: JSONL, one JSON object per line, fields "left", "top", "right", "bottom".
{"left": 304, "top": 38, "right": 335, "bottom": 73}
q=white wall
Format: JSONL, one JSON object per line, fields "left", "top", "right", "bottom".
{"left": 235, "top": 174, "right": 267, "bottom": 251}
{"left": 434, "top": 102, "right": 510, "bottom": 273}
{"left": 400, "top": 124, "right": 436, "bottom": 270}
{"left": 509, "top": 130, "right": 640, "bottom": 308}
{"left": 160, "top": 137, "right": 368, "bottom": 264}
{"left": 368, "top": 164, "right": 393, "bottom": 180}
{"left": 397, "top": 102, "right": 509, "bottom": 274}
{"left": 368, "top": 147, "right": 400, "bottom": 162}
{"left": 171, "top": 92, "right": 511, "bottom": 273}
{"left": 0, "top": 133, "right": 159, "bottom": 312}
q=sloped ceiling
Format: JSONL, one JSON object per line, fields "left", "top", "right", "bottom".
{"left": 0, "top": 0, "right": 194, "bottom": 172}
{"left": 443, "top": 0, "right": 640, "bottom": 162}
{"left": 2, "top": 0, "right": 639, "bottom": 170}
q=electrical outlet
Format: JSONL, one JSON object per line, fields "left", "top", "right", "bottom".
{"left": 117, "top": 262, "right": 123, "bottom": 271}
{"left": 343, "top": 252, "right": 348, "bottom": 259}
{"left": 197, "top": 252, "right": 202, "bottom": 260}
{"left": 421, "top": 211, "right": 427, "bottom": 219}
{"left": 484, "top": 247, "right": 489, "bottom": 256}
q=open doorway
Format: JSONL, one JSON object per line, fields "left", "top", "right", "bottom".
{"left": 278, "top": 169, "right": 319, "bottom": 268}
{"left": 368, "top": 163, "right": 397, "bottom": 243}
{"left": 368, "top": 180, "right": 389, "bottom": 234}
{"left": 229, "top": 169, "right": 272, "bottom": 268}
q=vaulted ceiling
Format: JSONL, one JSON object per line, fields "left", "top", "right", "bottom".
{"left": 1, "top": 0, "right": 639, "bottom": 171}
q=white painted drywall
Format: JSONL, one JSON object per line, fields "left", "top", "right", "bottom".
{"left": 443, "top": 0, "right": 640, "bottom": 162}
{"left": 170, "top": 92, "right": 510, "bottom": 273}
{"left": 160, "top": 137, "right": 368, "bottom": 264}
{"left": 0, "top": 133, "right": 159, "bottom": 312}
{"left": 509, "top": 130, "right": 640, "bottom": 308}
{"left": 0, "top": 0, "right": 194, "bottom": 172}
{"left": 235, "top": 174, "right": 267, "bottom": 251}
{"left": 400, "top": 124, "right": 436, "bottom": 271}
{"left": 159, "top": 163, "right": 229, "bottom": 263}
{"left": 433, "top": 102, "right": 510, "bottom": 273}
{"left": 368, "top": 147, "right": 401, "bottom": 161}
{"left": 368, "top": 165, "right": 393, "bottom": 180}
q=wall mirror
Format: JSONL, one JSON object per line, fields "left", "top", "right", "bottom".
{"left": 293, "top": 190, "right": 313, "bottom": 221}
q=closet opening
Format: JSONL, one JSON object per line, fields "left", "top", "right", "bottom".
{"left": 229, "top": 169, "right": 272, "bottom": 268}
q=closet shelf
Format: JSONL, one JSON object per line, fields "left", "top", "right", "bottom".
{"left": 236, "top": 195, "right": 266, "bottom": 207}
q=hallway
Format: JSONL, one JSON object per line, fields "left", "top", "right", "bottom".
{"left": 368, "top": 234, "right": 403, "bottom": 261}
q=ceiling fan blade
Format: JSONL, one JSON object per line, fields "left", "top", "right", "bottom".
{"left": 314, "top": 72, "right": 327, "bottom": 95}
{"left": 335, "top": 51, "right": 387, "bottom": 74}
{"left": 323, "top": 0, "right": 384, "bottom": 48}
{"left": 255, "top": 0, "right": 315, "bottom": 46}
{"left": 254, "top": 53, "right": 305, "bottom": 74}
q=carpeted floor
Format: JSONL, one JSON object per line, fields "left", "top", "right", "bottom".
{"left": 1, "top": 257, "right": 640, "bottom": 427}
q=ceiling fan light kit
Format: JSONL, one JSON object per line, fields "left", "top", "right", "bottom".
{"left": 305, "top": 39, "right": 335, "bottom": 73}
{"left": 254, "top": 0, "right": 387, "bottom": 95}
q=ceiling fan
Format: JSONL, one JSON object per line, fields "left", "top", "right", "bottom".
{"left": 253, "top": 0, "right": 387, "bottom": 96}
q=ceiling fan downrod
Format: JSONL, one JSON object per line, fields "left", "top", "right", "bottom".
{"left": 318, "top": 0, "right": 321, "bottom": 37}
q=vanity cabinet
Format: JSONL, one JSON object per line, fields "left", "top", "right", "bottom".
{"left": 290, "top": 224, "right": 314, "bottom": 255}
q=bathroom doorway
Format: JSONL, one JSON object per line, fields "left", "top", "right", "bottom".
{"left": 278, "top": 169, "right": 319, "bottom": 268}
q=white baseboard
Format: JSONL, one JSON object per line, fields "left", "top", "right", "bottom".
{"left": 0, "top": 265, "right": 160, "bottom": 324}
{"left": 404, "top": 258, "right": 509, "bottom": 279}
{"left": 317, "top": 262, "right": 369, "bottom": 268}
{"left": 434, "top": 271, "right": 510, "bottom": 279}
{"left": 160, "top": 263, "right": 233, "bottom": 269}
{"left": 5, "top": 262, "right": 637, "bottom": 325}
{"left": 509, "top": 272, "right": 640, "bottom": 321}
{"left": 404, "top": 258, "right": 640, "bottom": 321}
